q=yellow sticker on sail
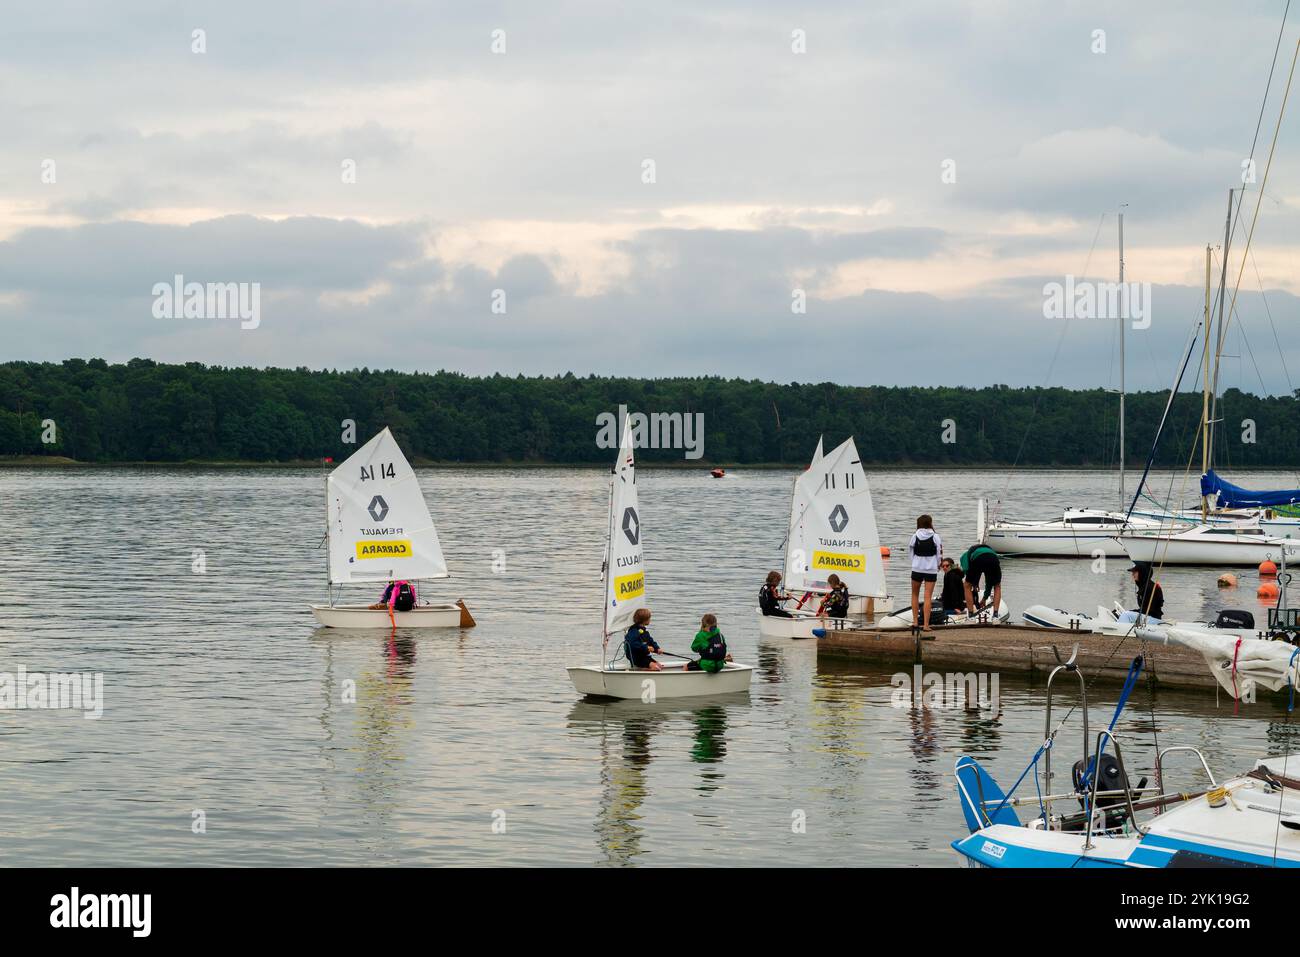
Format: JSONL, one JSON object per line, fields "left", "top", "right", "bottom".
{"left": 614, "top": 572, "right": 645, "bottom": 600}
{"left": 812, "top": 550, "right": 864, "bottom": 573}
{"left": 356, "top": 540, "right": 413, "bottom": 559}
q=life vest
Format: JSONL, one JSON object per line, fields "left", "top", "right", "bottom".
{"left": 912, "top": 533, "right": 938, "bottom": 557}
{"left": 388, "top": 580, "right": 416, "bottom": 612}
{"left": 701, "top": 628, "right": 727, "bottom": 662}
{"left": 825, "top": 587, "right": 849, "bottom": 618}
{"left": 759, "top": 584, "right": 782, "bottom": 614}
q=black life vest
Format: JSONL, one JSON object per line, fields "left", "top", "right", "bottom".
{"left": 759, "top": 584, "right": 781, "bottom": 614}
{"left": 701, "top": 629, "right": 727, "bottom": 662}
{"left": 391, "top": 581, "right": 416, "bottom": 611}
{"left": 826, "top": 587, "right": 849, "bottom": 618}
{"left": 912, "top": 533, "right": 937, "bottom": 557}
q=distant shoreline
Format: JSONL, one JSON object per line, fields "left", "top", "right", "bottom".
{"left": 2, "top": 455, "right": 1295, "bottom": 473}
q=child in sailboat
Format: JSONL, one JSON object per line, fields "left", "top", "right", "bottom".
{"left": 369, "top": 580, "right": 416, "bottom": 612}
{"left": 818, "top": 574, "right": 850, "bottom": 619}
{"left": 686, "top": 614, "right": 733, "bottom": 672}
{"left": 624, "top": 608, "right": 665, "bottom": 671}
{"left": 760, "top": 571, "right": 794, "bottom": 617}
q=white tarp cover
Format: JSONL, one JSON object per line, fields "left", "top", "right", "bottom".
{"left": 604, "top": 421, "right": 645, "bottom": 636}
{"left": 1151, "top": 627, "right": 1300, "bottom": 698}
{"left": 326, "top": 427, "right": 448, "bottom": 584}
{"left": 785, "top": 437, "right": 887, "bottom": 598}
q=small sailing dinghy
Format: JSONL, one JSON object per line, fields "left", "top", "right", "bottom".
{"left": 757, "top": 437, "right": 894, "bottom": 639}
{"left": 309, "top": 427, "right": 475, "bottom": 629}
{"left": 567, "top": 422, "right": 753, "bottom": 699}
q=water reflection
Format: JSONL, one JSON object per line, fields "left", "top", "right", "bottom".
{"left": 568, "top": 696, "right": 748, "bottom": 865}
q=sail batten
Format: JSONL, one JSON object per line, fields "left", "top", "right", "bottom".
{"left": 325, "top": 428, "right": 449, "bottom": 585}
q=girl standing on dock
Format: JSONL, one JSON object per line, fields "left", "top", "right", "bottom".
{"left": 907, "top": 515, "right": 942, "bottom": 632}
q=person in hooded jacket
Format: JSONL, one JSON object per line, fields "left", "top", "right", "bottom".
{"left": 907, "top": 515, "right": 942, "bottom": 631}
{"left": 1130, "top": 562, "right": 1164, "bottom": 620}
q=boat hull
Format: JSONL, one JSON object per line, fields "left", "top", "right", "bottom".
{"left": 756, "top": 601, "right": 893, "bottom": 639}
{"left": 310, "top": 602, "right": 469, "bottom": 629}
{"left": 986, "top": 527, "right": 1133, "bottom": 557}
{"left": 878, "top": 601, "right": 1009, "bottom": 629}
{"left": 567, "top": 662, "right": 753, "bottom": 699}
{"left": 1118, "top": 530, "right": 1300, "bottom": 566}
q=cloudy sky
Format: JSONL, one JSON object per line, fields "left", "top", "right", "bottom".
{"left": 3, "top": 0, "right": 1300, "bottom": 391}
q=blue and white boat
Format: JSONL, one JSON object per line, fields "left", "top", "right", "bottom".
{"left": 951, "top": 649, "right": 1300, "bottom": 868}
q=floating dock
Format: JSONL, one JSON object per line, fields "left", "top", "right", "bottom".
{"left": 816, "top": 623, "right": 1219, "bottom": 689}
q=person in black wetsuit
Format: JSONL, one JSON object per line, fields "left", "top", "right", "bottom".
{"left": 819, "top": 573, "right": 850, "bottom": 619}
{"left": 1130, "top": 562, "right": 1164, "bottom": 620}
{"left": 760, "top": 570, "right": 794, "bottom": 617}
{"left": 624, "top": 607, "right": 664, "bottom": 670}
{"left": 939, "top": 558, "right": 966, "bottom": 614}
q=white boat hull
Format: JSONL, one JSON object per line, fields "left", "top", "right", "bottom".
{"left": 985, "top": 508, "right": 1167, "bottom": 557}
{"left": 756, "top": 596, "right": 895, "bottom": 639}
{"left": 1117, "top": 528, "right": 1300, "bottom": 566}
{"left": 878, "top": 601, "right": 1009, "bottom": 629}
{"left": 310, "top": 602, "right": 468, "bottom": 629}
{"left": 567, "top": 662, "right": 753, "bottom": 699}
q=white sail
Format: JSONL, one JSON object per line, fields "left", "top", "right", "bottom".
{"left": 325, "top": 427, "right": 449, "bottom": 584}
{"left": 1149, "top": 627, "right": 1300, "bottom": 699}
{"left": 785, "top": 437, "right": 887, "bottom": 598}
{"left": 603, "top": 421, "right": 645, "bottom": 636}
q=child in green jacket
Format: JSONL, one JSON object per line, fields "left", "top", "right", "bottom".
{"left": 686, "top": 614, "right": 732, "bottom": 673}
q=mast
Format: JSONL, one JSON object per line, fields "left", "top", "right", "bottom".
{"left": 1118, "top": 210, "right": 1126, "bottom": 508}
{"left": 1209, "top": 188, "right": 1234, "bottom": 470}
{"left": 600, "top": 459, "right": 616, "bottom": 668}
{"left": 1201, "top": 244, "right": 1213, "bottom": 519}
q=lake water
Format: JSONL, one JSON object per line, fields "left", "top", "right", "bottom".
{"left": 1, "top": 466, "right": 1298, "bottom": 866}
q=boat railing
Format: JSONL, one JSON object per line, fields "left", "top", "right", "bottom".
{"left": 1082, "top": 730, "right": 1146, "bottom": 850}
{"left": 1155, "top": 745, "right": 1218, "bottom": 796}
{"left": 1043, "top": 646, "right": 1088, "bottom": 807}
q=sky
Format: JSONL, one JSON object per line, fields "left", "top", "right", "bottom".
{"left": 3, "top": 0, "right": 1300, "bottom": 392}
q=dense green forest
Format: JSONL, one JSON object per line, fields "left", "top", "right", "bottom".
{"left": 0, "top": 358, "right": 1295, "bottom": 467}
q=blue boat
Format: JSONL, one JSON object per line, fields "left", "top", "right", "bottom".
{"left": 951, "top": 649, "right": 1300, "bottom": 868}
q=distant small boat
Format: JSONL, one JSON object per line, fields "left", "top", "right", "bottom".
{"left": 309, "top": 427, "right": 475, "bottom": 629}
{"left": 710, "top": 468, "right": 725, "bottom": 478}
{"left": 567, "top": 421, "right": 752, "bottom": 699}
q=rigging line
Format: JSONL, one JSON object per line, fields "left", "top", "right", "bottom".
{"left": 999, "top": 212, "right": 1108, "bottom": 500}
{"left": 1228, "top": 0, "right": 1292, "bottom": 251}
{"left": 1125, "top": 316, "right": 1203, "bottom": 520}
{"left": 1223, "top": 37, "right": 1300, "bottom": 349}
{"left": 1249, "top": 245, "right": 1295, "bottom": 395}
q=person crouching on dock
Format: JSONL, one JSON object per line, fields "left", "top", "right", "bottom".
{"left": 624, "top": 608, "right": 664, "bottom": 671}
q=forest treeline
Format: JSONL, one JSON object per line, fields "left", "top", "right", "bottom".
{"left": 0, "top": 358, "right": 1294, "bottom": 467}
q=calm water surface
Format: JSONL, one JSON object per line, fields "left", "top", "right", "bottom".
{"left": 1, "top": 466, "right": 1297, "bottom": 866}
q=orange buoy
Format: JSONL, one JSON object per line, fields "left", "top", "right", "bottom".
{"left": 1260, "top": 560, "right": 1278, "bottom": 577}
{"left": 880, "top": 546, "right": 891, "bottom": 558}
{"left": 1258, "top": 581, "right": 1280, "bottom": 600}
{"left": 1217, "top": 573, "right": 1238, "bottom": 588}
